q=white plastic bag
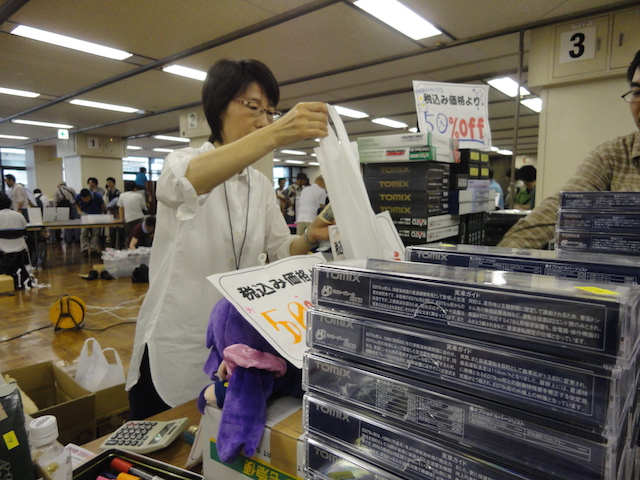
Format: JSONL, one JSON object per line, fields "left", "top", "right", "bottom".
{"left": 315, "top": 104, "right": 395, "bottom": 260}
{"left": 75, "top": 338, "right": 125, "bottom": 392}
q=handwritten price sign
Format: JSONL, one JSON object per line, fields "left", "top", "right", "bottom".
{"left": 413, "top": 80, "right": 491, "bottom": 150}
{"left": 207, "top": 253, "right": 327, "bottom": 368}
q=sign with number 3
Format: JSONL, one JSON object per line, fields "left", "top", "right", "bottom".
{"left": 207, "top": 253, "right": 327, "bottom": 368}
{"left": 559, "top": 25, "right": 596, "bottom": 64}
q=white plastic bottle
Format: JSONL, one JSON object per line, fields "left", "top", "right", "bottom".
{"left": 29, "top": 415, "right": 73, "bottom": 480}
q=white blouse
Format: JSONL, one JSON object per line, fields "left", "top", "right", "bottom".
{"left": 126, "top": 142, "right": 294, "bottom": 407}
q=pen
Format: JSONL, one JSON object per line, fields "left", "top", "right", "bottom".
{"left": 111, "top": 458, "right": 166, "bottom": 480}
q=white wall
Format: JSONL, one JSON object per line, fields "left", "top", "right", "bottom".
{"left": 537, "top": 76, "right": 634, "bottom": 199}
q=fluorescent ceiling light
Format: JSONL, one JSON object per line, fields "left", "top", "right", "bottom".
{"left": 273, "top": 158, "right": 281, "bottom": 163}
{"left": 12, "top": 119, "right": 73, "bottom": 129}
{"left": 70, "top": 99, "right": 141, "bottom": 113}
{"left": 127, "top": 145, "right": 143, "bottom": 150}
{"left": 153, "top": 148, "right": 174, "bottom": 153}
{"left": 11, "top": 25, "right": 132, "bottom": 60}
{"left": 0, "top": 86, "right": 40, "bottom": 98}
{"left": 162, "top": 65, "right": 207, "bottom": 81}
{"left": 371, "top": 117, "right": 408, "bottom": 129}
{"left": 123, "top": 156, "right": 148, "bottom": 161}
{"left": 487, "top": 77, "right": 530, "bottom": 97}
{"left": 280, "top": 149, "right": 306, "bottom": 155}
{"left": 521, "top": 97, "right": 543, "bottom": 113}
{"left": 354, "top": 0, "right": 441, "bottom": 40}
{"left": 308, "top": 162, "right": 320, "bottom": 166}
{"left": 408, "top": 127, "right": 418, "bottom": 133}
{"left": 153, "top": 135, "right": 190, "bottom": 143}
{"left": 285, "top": 160, "right": 305, "bottom": 164}
{"left": 0, "top": 134, "right": 29, "bottom": 140}
{"left": 490, "top": 146, "right": 499, "bottom": 152}
{"left": 0, "top": 148, "right": 26, "bottom": 154}
{"left": 335, "top": 105, "right": 368, "bottom": 119}
{"left": 497, "top": 149, "right": 513, "bottom": 156}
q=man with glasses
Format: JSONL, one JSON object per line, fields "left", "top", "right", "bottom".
{"left": 499, "top": 49, "right": 640, "bottom": 249}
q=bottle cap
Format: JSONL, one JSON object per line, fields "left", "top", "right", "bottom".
{"left": 111, "top": 458, "right": 133, "bottom": 473}
{"left": 28, "top": 415, "right": 59, "bottom": 447}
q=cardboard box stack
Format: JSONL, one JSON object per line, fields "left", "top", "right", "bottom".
{"left": 304, "top": 258, "right": 640, "bottom": 480}
{"left": 556, "top": 192, "right": 640, "bottom": 256}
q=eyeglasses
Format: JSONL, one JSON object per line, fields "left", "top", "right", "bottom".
{"left": 621, "top": 89, "right": 640, "bottom": 103}
{"left": 233, "top": 98, "right": 282, "bottom": 121}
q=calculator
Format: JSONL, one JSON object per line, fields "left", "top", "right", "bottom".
{"left": 99, "top": 417, "right": 189, "bottom": 454}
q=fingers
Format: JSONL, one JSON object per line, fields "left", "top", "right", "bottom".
{"left": 217, "top": 360, "right": 228, "bottom": 380}
{"left": 274, "top": 102, "right": 329, "bottom": 145}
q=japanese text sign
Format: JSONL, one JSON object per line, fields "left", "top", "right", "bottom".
{"left": 413, "top": 80, "right": 491, "bottom": 150}
{"left": 207, "top": 253, "right": 326, "bottom": 368}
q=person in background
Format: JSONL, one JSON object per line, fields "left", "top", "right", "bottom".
{"left": 499, "top": 49, "right": 640, "bottom": 249}
{"left": 0, "top": 192, "right": 29, "bottom": 288}
{"left": 128, "top": 216, "right": 156, "bottom": 249}
{"left": 53, "top": 181, "right": 79, "bottom": 243}
{"left": 75, "top": 188, "right": 106, "bottom": 257}
{"left": 3, "top": 174, "right": 28, "bottom": 212}
{"left": 126, "top": 58, "right": 329, "bottom": 420}
{"left": 296, "top": 175, "right": 327, "bottom": 235}
{"left": 275, "top": 177, "right": 287, "bottom": 216}
{"left": 488, "top": 168, "right": 504, "bottom": 210}
{"left": 33, "top": 189, "right": 51, "bottom": 209}
{"left": 135, "top": 167, "right": 148, "bottom": 204}
{"left": 87, "top": 177, "right": 105, "bottom": 196}
{"left": 282, "top": 172, "right": 308, "bottom": 224}
{"left": 504, "top": 168, "right": 523, "bottom": 207}
{"left": 117, "top": 181, "right": 147, "bottom": 243}
{"left": 513, "top": 165, "right": 536, "bottom": 210}
{"left": 104, "top": 177, "right": 122, "bottom": 248}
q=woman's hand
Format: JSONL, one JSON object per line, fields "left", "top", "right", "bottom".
{"left": 269, "top": 102, "right": 329, "bottom": 148}
{"left": 217, "top": 360, "right": 228, "bottom": 381}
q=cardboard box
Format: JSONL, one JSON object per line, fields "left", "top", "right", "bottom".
{"left": 202, "top": 396, "right": 304, "bottom": 480}
{"left": 0, "top": 274, "right": 14, "bottom": 293}
{"left": 4, "top": 362, "right": 96, "bottom": 445}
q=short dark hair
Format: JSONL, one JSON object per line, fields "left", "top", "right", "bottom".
{"left": 34, "top": 188, "right": 42, "bottom": 194}
{"left": 4, "top": 174, "right": 16, "bottom": 182}
{"left": 296, "top": 172, "right": 308, "bottom": 181}
{"left": 80, "top": 188, "right": 91, "bottom": 198}
{"left": 87, "top": 177, "right": 98, "bottom": 185}
{"left": 139, "top": 167, "right": 146, "bottom": 173}
{"left": 144, "top": 216, "right": 156, "bottom": 228}
{"left": 519, "top": 165, "right": 537, "bottom": 182}
{"left": 628, "top": 49, "right": 640, "bottom": 84}
{"left": 0, "top": 192, "right": 12, "bottom": 210}
{"left": 202, "top": 58, "right": 280, "bottom": 145}
{"left": 106, "top": 177, "right": 116, "bottom": 183}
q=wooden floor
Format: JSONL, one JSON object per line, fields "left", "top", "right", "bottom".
{"left": 0, "top": 239, "right": 149, "bottom": 379}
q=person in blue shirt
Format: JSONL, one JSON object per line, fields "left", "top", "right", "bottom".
{"left": 75, "top": 188, "right": 106, "bottom": 256}
{"left": 135, "top": 167, "right": 148, "bottom": 191}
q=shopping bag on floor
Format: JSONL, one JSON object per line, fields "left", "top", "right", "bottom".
{"left": 315, "top": 104, "right": 394, "bottom": 260}
{"left": 75, "top": 338, "right": 125, "bottom": 392}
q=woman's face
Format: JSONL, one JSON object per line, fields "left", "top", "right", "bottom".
{"left": 217, "top": 82, "right": 275, "bottom": 146}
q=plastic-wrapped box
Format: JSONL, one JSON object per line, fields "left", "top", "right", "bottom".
{"left": 559, "top": 191, "right": 640, "bottom": 211}
{"left": 101, "top": 248, "right": 151, "bottom": 278}
{"left": 307, "top": 308, "right": 639, "bottom": 432}
{"left": 405, "top": 243, "right": 640, "bottom": 285}
{"left": 304, "top": 395, "right": 542, "bottom": 480}
{"left": 304, "top": 351, "right": 631, "bottom": 480}
{"left": 311, "top": 259, "right": 640, "bottom": 366}
{"left": 305, "top": 436, "right": 404, "bottom": 480}
{"left": 556, "top": 230, "right": 640, "bottom": 256}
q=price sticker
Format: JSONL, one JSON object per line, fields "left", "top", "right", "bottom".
{"left": 207, "top": 253, "right": 327, "bottom": 368}
{"left": 413, "top": 80, "right": 491, "bottom": 150}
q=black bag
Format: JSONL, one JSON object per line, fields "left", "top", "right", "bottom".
{"left": 57, "top": 187, "right": 73, "bottom": 207}
{"left": 131, "top": 264, "right": 149, "bottom": 283}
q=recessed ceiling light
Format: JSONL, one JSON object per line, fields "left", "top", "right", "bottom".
{"left": 371, "top": 117, "right": 408, "bottom": 129}
{"left": 335, "top": 106, "right": 368, "bottom": 119}
{"left": 127, "top": 145, "right": 143, "bottom": 150}
{"left": 11, "top": 25, "right": 132, "bottom": 60}
{"left": 354, "top": 0, "right": 441, "bottom": 40}
{"left": 487, "top": 77, "right": 530, "bottom": 97}
{"left": 285, "top": 160, "right": 305, "bottom": 164}
{"left": 0, "top": 134, "right": 29, "bottom": 140}
{"left": 521, "top": 97, "right": 543, "bottom": 113}
{"left": 162, "top": 65, "right": 207, "bottom": 81}
{"left": 280, "top": 149, "right": 306, "bottom": 155}
{"left": 153, "top": 135, "right": 190, "bottom": 143}
{"left": 153, "top": 148, "right": 174, "bottom": 153}
{"left": 70, "top": 99, "right": 141, "bottom": 113}
{"left": 0, "top": 87, "right": 40, "bottom": 98}
{"left": 12, "top": 119, "right": 73, "bottom": 129}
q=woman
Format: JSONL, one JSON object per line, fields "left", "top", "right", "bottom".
{"left": 126, "top": 59, "right": 329, "bottom": 419}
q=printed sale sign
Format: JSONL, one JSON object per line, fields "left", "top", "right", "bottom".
{"left": 413, "top": 80, "right": 491, "bottom": 150}
{"left": 207, "top": 253, "right": 327, "bottom": 368}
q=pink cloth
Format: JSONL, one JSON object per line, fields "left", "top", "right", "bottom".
{"left": 223, "top": 343, "right": 287, "bottom": 379}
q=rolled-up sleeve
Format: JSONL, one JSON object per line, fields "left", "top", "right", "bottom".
{"left": 157, "top": 144, "right": 214, "bottom": 221}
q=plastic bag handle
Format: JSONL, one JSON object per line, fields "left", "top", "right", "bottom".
{"left": 101, "top": 347, "right": 123, "bottom": 368}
